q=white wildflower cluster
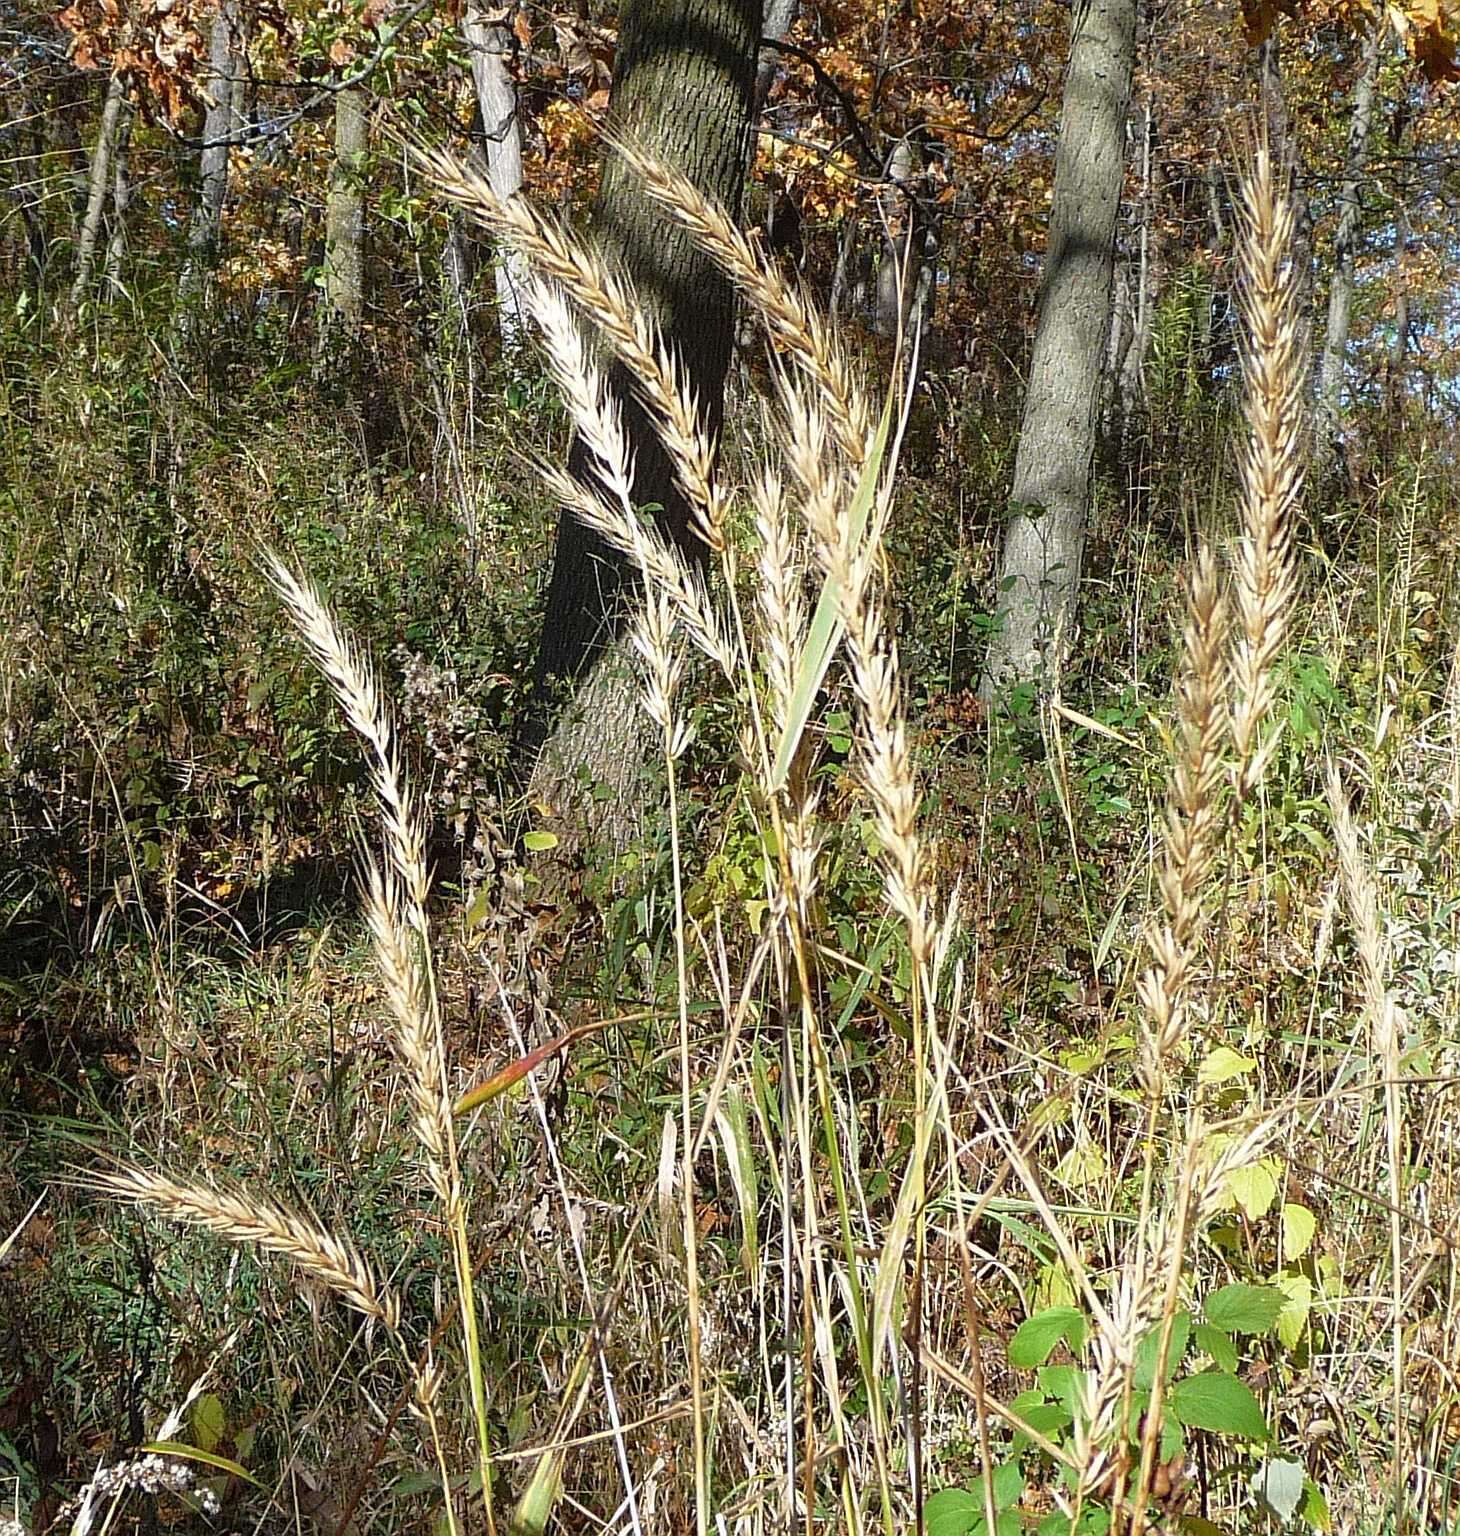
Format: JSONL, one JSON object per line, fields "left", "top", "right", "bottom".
{"left": 55, "top": 1453, "right": 221, "bottom": 1528}
{"left": 1, "top": 1513, "right": 26, "bottom": 1536}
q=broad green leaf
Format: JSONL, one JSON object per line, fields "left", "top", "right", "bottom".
{"left": 770, "top": 388, "right": 895, "bottom": 791}
{"left": 1168, "top": 1371, "right": 1268, "bottom": 1441}
{"left": 1275, "top": 1273, "right": 1313, "bottom": 1350}
{"left": 523, "top": 829, "right": 558, "bottom": 852}
{"left": 1192, "top": 1322, "right": 1238, "bottom": 1372}
{"left": 1282, "top": 1202, "right": 1317, "bottom": 1263}
{"left": 1250, "top": 1458, "right": 1305, "bottom": 1523}
{"left": 1197, "top": 1045, "right": 1258, "bottom": 1085}
{"left": 1008, "top": 1306, "right": 1088, "bottom": 1368}
{"left": 1134, "top": 1309, "right": 1191, "bottom": 1388}
{"left": 1038, "top": 1364, "right": 1082, "bottom": 1412}
{"left": 190, "top": 1393, "right": 225, "bottom": 1454}
{"left": 1204, "top": 1282, "right": 1285, "bottom": 1335}
{"left": 1222, "top": 1156, "right": 1282, "bottom": 1220}
{"left": 1052, "top": 1135, "right": 1107, "bottom": 1189}
{"left": 924, "top": 1489, "right": 982, "bottom": 1536}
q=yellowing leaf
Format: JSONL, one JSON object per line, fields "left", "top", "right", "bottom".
{"left": 1198, "top": 1045, "right": 1258, "bottom": 1086}
{"left": 1222, "top": 1157, "right": 1283, "bottom": 1221}
{"left": 1054, "top": 1135, "right": 1107, "bottom": 1190}
{"left": 1275, "top": 1273, "right": 1312, "bottom": 1350}
{"left": 523, "top": 829, "right": 558, "bottom": 852}
{"left": 1281, "top": 1202, "right": 1317, "bottom": 1263}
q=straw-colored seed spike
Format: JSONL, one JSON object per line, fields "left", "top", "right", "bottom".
{"left": 415, "top": 145, "right": 726, "bottom": 550}
{"left": 1137, "top": 551, "right": 1229, "bottom": 1070}
{"left": 597, "top": 125, "right": 871, "bottom": 466}
{"left": 92, "top": 1167, "right": 400, "bottom": 1332}
{"left": 1230, "top": 139, "right": 1304, "bottom": 801}
{"left": 263, "top": 553, "right": 430, "bottom": 928}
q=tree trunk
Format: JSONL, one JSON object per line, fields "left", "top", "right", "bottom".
{"left": 103, "top": 97, "right": 134, "bottom": 301}
{"left": 321, "top": 84, "right": 368, "bottom": 344}
{"left": 755, "top": 0, "right": 798, "bottom": 111}
{"left": 525, "top": 0, "right": 762, "bottom": 849}
{"left": 461, "top": 7, "right": 530, "bottom": 349}
{"left": 177, "top": 0, "right": 240, "bottom": 318}
{"left": 978, "top": 0, "right": 1136, "bottom": 703}
{"left": 1314, "top": 17, "right": 1386, "bottom": 475}
{"left": 67, "top": 72, "right": 126, "bottom": 314}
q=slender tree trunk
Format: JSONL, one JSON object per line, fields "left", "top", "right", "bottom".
{"left": 1314, "top": 17, "right": 1386, "bottom": 474}
{"left": 68, "top": 72, "right": 126, "bottom": 314}
{"left": 525, "top": 0, "right": 762, "bottom": 848}
{"left": 875, "top": 136, "right": 918, "bottom": 338}
{"left": 103, "top": 98, "right": 133, "bottom": 300}
{"left": 178, "top": 0, "right": 240, "bottom": 318}
{"left": 978, "top": 0, "right": 1136, "bottom": 703}
{"left": 755, "top": 0, "right": 798, "bottom": 110}
{"left": 461, "top": 7, "right": 529, "bottom": 348}
{"left": 321, "top": 85, "right": 368, "bottom": 345}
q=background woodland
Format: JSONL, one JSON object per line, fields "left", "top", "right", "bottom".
{"left": 3, "top": 0, "right": 1460, "bottom": 1533}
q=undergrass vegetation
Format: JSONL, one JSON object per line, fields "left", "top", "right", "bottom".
{"left": 3, "top": 132, "right": 1459, "bottom": 1536}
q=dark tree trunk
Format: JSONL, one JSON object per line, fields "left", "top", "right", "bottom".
{"left": 524, "top": 0, "right": 762, "bottom": 846}
{"left": 979, "top": 0, "right": 1136, "bottom": 702}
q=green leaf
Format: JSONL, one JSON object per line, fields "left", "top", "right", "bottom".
{"left": 1204, "top": 1282, "right": 1285, "bottom": 1335}
{"left": 1037, "top": 1365, "right": 1081, "bottom": 1412}
{"left": 1222, "top": 1157, "right": 1282, "bottom": 1220}
{"left": 1275, "top": 1273, "right": 1313, "bottom": 1350}
{"left": 523, "top": 830, "right": 558, "bottom": 852}
{"left": 1282, "top": 1202, "right": 1317, "bottom": 1263}
{"left": 1197, "top": 1045, "right": 1258, "bottom": 1085}
{"left": 770, "top": 388, "right": 895, "bottom": 792}
{"left": 1134, "top": 1309, "right": 1191, "bottom": 1389}
{"left": 1168, "top": 1371, "right": 1268, "bottom": 1441}
{"left": 190, "top": 1393, "right": 225, "bottom": 1454}
{"left": 1010, "top": 1400, "right": 1073, "bottom": 1448}
{"left": 1250, "top": 1458, "right": 1305, "bottom": 1523}
{"left": 924, "top": 1489, "right": 982, "bottom": 1536}
{"left": 988, "top": 1461, "right": 1023, "bottom": 1510}
{"left": 141, "top": 1441, "right": 262, "bottom": 1488}
{"left": 1008, "top": 1306, "right": 1088, "bottom": 1368}
{"left": 1301, "top": 1477, "right": 1332, "bottom": 1531}
{"left": 1192, "top": 1323, "right": 1238, "bottom": 1373}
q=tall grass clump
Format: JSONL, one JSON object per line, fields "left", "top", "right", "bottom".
{"left": 69, "top": 126, "right": 1447, "bottom": 1536}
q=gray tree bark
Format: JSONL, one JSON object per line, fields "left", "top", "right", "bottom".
{"left": 178, "top": 0, "right": 241, "bottom": 317}
{"left": 461, "top": 7, "right": 529, "bottom": 348}
{"left": 321, "top": 84, "right": 368, "bottom": 342}
{"left": 979, "top": 0, "right": 1136, "bottom": 703}
{"left": 103, "top": 97, "right": 133, "bottom": 300}
{"left": 525, "top": 0, "right": 762, "bottom": 851}
{"left": 1314, "top": 17, "right": 1386, "bottom": 472}
{"left": 68, "top": 72, "right": 126, "bottom": 313}
{"left": 755, "top": 0, "right": 798, "bottom": 110}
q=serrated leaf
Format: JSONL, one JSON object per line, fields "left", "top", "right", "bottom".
{"left": 1197, "top": 1045, "right": 1258, "bottom": 1085}
{"left": 1275, "top": 1273, "right": 1313, "bottom": 1350}
{"left": 1168, "top": 1371, "right": 1268, "bottom": 1441}
{"left": 190, "top": 1393, "right": 225, "bottom": 1453}
{"left": 1008, "top": 1306, "right": 1087, "bottom": 1368}
{"left": 523, "top": 829, "right": 558, "bottom": 852}
{"left": 1251, "top": 1457, "right": 1305, "bottom": 1522}
{"left": 1204, "top": 1282, "right": 1286, "bottom": 1335}
{"left": 1192, "top": 1322, "right": 1238, "bottom": 1372}
{"left": 1282, "top": 1202, "right": 1317, "bottom": 1263}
